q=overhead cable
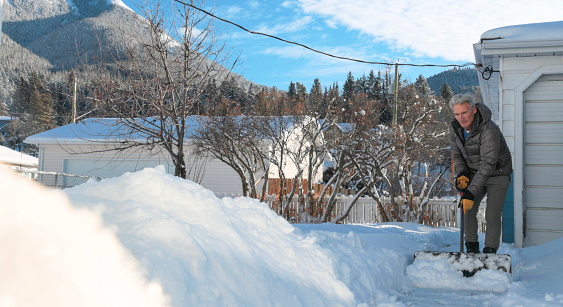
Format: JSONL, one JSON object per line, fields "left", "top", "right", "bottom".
{"left": 172, "top": 0, "right": 475, "bottom": 69}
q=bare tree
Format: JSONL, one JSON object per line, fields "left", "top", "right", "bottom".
{"left": 90, "top": 0, "right": 239, "bottom": 179}
{"left": 326, "top": 81, "right": 450, "bottom": 224}
{"left": 192, "top": 113, "right": 271, "bottom": 199}
{"left": 375, "top": 81, "right": 451, "bottom": 222}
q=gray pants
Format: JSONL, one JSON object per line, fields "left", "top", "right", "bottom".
{"left": 464, "top": 175, "right": 511, "bottom": 249}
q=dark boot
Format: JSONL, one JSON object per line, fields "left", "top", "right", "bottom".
{"left": 483, "top": 246, "right": 497, "bottom": 254}
{"left": 465, "top": 241, "right": 479, "bottom": 253}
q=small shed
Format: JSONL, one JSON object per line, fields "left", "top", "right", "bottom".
{"left": 474, "top": 21, "right": 563, "bottom": 247}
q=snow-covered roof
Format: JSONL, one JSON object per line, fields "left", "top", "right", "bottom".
{"left": 23, "top": 116, "right": 308, "bottom": 146}
{"left": 0, "top": 146, "right": 38, "bottom": 168}
{"left": 481, "top": 21, "right": 563, "bottom": 43}
{"left": 476, "top": 21, "right": 563, "bottom": 56}
{"left": 473, "top": 21, "right": 563, "bottom": 122}
{"left": 24, "top": 117, "right": 205, "bottom": 145}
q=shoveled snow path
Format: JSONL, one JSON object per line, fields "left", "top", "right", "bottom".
{"left": 295, "top": 223, "right": 562, "bottom": 306}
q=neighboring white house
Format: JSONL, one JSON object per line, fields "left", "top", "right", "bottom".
{"left": 0, "top": 145, "right": 38, "bottom": 171}
{"left": 473, "top": 20, "right": 563, "bottom": 247}
{"left": 24, "top": 116, "right": 324, "bottom": 195}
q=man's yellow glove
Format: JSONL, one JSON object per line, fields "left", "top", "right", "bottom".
{"left": 455, "top": 171, "right": 471, "bottom": 191}
{"left": 459, "top": 191, "right": 475, "bottom": 214}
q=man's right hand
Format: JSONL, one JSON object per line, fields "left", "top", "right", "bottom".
{"left": 459, "top": 191, "right": 475, "bottom": 214}
{"left": 455, "top": 171, "right": 470, "bottom": 191}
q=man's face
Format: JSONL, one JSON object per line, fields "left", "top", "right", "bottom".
{"left": 453, "top": 102, "right": 477, "bottom": 130}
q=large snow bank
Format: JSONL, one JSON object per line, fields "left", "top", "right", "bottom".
{"left": 64, "top": 166, "right": 356, "bottom": 306}
{"left": 3, "top": 165, "right": 563, "bottom": 306}
{"left": 0, "top": 168, "right": 169, "bottom": 307}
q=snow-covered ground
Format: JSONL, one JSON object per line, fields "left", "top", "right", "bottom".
{"left": 1, "top": 166, "right": 562, "bottom": 306}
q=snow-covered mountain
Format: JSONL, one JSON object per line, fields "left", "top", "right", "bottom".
{"left": 0, "top": 0, "right": 257, "bottom": 105}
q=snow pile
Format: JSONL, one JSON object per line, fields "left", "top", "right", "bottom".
{"left": 64, "top": 166, "right": 355, "bottom": 306}
{"left": 2, "top": 165, "right": 563, "bottom": 306}
{"left": 0, "top": 168, "right": 169, "bottom": 307}
{"left": 299, "top": 229, "right": 408, "bottom": 304}
{"left": 407, "top": 258, "right": 511, "bottom": 292}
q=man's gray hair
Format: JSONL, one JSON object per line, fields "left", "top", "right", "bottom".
{"left": 449, "top": 94, "right": 476, "bottom": 110}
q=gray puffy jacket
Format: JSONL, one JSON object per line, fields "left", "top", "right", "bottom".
{"left": 450, "top": 103, "right": 512, "bottom": 197}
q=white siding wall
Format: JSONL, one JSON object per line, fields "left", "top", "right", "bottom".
{"left": 37, "top": 143, "right": 243, "bottom": 194}
{"left": 498, "top": 55, "right": 563, "bottom": 247}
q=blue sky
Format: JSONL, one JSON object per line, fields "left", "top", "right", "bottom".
{"left": 120, "top": 0, "right": 563, "bottom": 91}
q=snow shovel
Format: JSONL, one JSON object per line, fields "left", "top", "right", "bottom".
{"left": 413, "top": 193, "right": 512, "bottom": 278}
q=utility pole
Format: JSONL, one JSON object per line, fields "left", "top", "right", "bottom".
{"left": 72, "top": 71, "right": 77, "bottom": 123}
{"left": 392, "top": 62, "right": 399, "bottom": 125}
{"left": 0, "top": 0, "right": 4, "bottom": 53}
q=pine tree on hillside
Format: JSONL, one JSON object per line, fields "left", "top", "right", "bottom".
{"left": 0, "top": 100, "right": 8, "bottom": 116}
{"left": 440, "top": 83, "right": 453, "bottom": 102}
{"left": 426, "top": 68, "right": 479, "bottom": 95}
{"left": 10, "top": 72, "right": 56, "bottom": 140}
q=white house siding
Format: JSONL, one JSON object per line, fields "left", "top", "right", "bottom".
{"left": 37, "top": 143, "right": 243, "bottom": 194}
{"left": 196, "top": 154, "right": 245, "bottom": 195}
{"left": 495, "top": 56, "right": 563, "bottom": 247}
{"left": 522, "top": 76, "right": 563, "bottom": 246}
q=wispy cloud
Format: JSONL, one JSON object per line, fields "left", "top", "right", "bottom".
{"left": 257, "top": 16, "right": 314, "bottom": 35}
{"left": 297, "top": 0, "right": 563, "bottom": 61}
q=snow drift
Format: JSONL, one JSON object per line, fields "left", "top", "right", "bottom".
{"left": 64, "top": 166, "right": 356, "bottom": 306}
{"left": 0, "top": 168, "right": 169, "bottom": 307}
{"left": 2, "top": 166, "right": 562, "bottom": 306}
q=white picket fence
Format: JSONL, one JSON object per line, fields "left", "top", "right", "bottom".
{"left": 258, "top": 195, "right": 487, "bottom": 231}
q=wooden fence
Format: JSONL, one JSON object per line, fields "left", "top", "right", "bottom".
{"left": 266, "top": 178, "right": 355, "bottom": 196}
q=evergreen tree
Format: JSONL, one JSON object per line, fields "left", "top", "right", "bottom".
{"left": 26, "top": 72, "right": 56, "bottom": 133}
{"left": 288, "top": 81, "right": 297, "bottom": 100}
{"left": 342, "top": 72, "right": 355, "bottom": 100}
{"left": 295, "top": 82, "right": 307, "bottom": 103}
{"left": 11, "top": 72, "right": 56, "bottom": 136}
{"left": 414, "top": 75, "right": 432, "bottom": 98}
{"left": 52, "top": 71, "right": 75, "bottom": 125}
{"left": 0, "top": 100, "right": 8, "bottom": 116}
{"left": 440, "top": 83, "right": 453, "bottom": 102}
{"left": 326, "top": 82, "right": 340, "bottom": 111}
{"left": 309, "top": 78, "right": 324, "bottom": 115}
{"left": 356, "top": 74, "right": 368, "bottom": 94}
{"left": 12, "top": 76, "right": 31, "bottom": 116}
{"left": 366, "top": 70, "right": 381, "bottom": 100}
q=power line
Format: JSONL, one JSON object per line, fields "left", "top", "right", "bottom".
{"left": 172, "top": 0, "right": 475, "bottom": 69}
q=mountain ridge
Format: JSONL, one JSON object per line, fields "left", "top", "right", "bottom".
{"left": 0, "top": 0, "right": 258, "bottom": 106}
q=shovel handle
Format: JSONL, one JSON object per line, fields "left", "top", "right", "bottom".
{"left": 459, "top": 191, "right": 465, "bottom": 253}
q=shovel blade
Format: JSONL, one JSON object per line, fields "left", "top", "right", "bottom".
{"left": 414, "top": 251, "right": 511, "bottom": 278}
